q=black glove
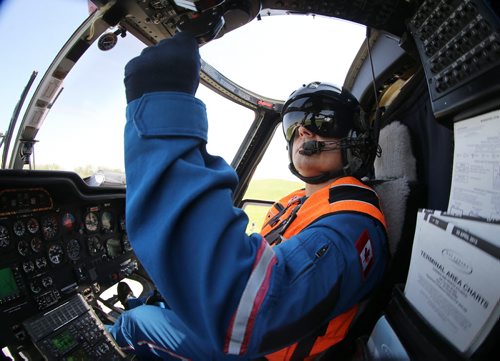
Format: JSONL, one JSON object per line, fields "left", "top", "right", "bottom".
{"left": 124, "top": 32, "right": 200, "bottom": 103}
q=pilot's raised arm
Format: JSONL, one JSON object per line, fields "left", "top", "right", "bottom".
{"left": 109, "top": 32, "right": 389, "bottom": 360}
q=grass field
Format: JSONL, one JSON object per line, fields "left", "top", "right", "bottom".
{"left": 242, "top": 178, "right": 303, "bottom": 234}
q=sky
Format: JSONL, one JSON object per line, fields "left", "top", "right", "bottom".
{"left": 0, "top": 1, "right": 87, "bottom": 127}
{"left": 0, "top": 0, "right": 366, "bottom": 180}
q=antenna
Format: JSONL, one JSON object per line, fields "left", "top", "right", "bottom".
{"left": 365, "top": 27, "right": 382, "bottom": 152}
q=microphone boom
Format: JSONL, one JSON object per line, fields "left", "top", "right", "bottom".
{"left": 299, "top": 140, "right": 344, "bottom": 155}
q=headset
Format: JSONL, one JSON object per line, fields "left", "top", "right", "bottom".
{"left": 281, "top": 81, "right": 380, "bottom": 183}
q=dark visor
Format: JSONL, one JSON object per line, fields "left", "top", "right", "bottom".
{"left": 282, "top": 97, "right": 353, "bottom": 142}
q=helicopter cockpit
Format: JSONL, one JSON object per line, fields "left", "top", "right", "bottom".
{"left": 1, "top": 1, "right": 499, "bottom": 360}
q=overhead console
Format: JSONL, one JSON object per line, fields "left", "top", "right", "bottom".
{"left": 91, "top": 0, "right": 263, "bottom": 45}
{"left": 100, "top": 0, "right": 415, "bottom": 45}
{"left": 0, "top": 170, "right": 137, "bottom": 356}
{"left": 260, "top": 0, "right": 413, "bottom": 36}
{"left": 408, "top": 0, "right": 500, "bottom": 119}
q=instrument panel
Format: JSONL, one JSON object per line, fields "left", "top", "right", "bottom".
{"left": 0, "top": 170, "right": 137, "bottom": 349}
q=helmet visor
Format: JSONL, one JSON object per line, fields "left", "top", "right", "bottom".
{"left": 282, "top": 110, "right": 337, "bottom": 141}
{"left": 282, "top": 97, "right": 354, "bottom": 142}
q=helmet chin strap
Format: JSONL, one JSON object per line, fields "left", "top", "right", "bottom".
{"left": 288, "top": 163, "right": 346, "bottom": 184}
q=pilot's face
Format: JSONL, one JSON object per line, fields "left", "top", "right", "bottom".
{"left": 291, "top": 125, "right": 343, "bottom": 179}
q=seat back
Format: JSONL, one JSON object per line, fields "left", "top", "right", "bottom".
{"left": 353, "top": 119, "right": 421, "bottom": 329}
{"left": 372, "top": 120, "right": 417, "bottom": 257}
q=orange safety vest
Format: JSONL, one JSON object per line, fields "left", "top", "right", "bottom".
{"left": 260, "top": 176, "right": 387, "bottom": 360}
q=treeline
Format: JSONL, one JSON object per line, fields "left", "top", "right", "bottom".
{"left": 35, "top": 164, "right": 124, "bottom": 178}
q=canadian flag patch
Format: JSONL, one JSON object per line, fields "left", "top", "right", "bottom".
{"left": 355, "top": 230, "right": 374, "bottom": 279}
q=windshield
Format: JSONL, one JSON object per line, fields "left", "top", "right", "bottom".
{"left": 200, "top": 15, "right": 366, "bottom": 100}
{"left": 0, "top": 0, "right": 365, "bottom": 180}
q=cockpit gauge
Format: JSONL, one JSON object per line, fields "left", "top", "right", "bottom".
{"left": 31, "top": 237, "right": 42, "bottom": 253}
{"left": 84, "top": 212, "right": 99, "bottom": 232}
{"left": 61, "top": 212, "right": 77, "bottom": 232}
{"left": 22, "top": 260, "right": 35, "bottom": 273}
{"left": 41, "top": 276, "right": 53, "bottom": 288}
{"left": 88, "top": 235, "right": 104, "bottom": 255}
{"left": 47, "top": 243, "right": 64, "bottom": 264}
{"left": 27, "top": 217, "right": 40, "bottom": 234}
{"left": 13, "top": 220, "right": 26, "bottom": 237}
{"left": 0, "top": 225, "right": 10, "bottom": 248}
{"left": 30, "top": 280, "right": 42, "bottom": 294}
{"left": 17, "top": 240, "right": 29, "bottom": 256}
{"left": 97, "top": 32, "right": 118, "bottom": 51}
{"left": 66, "top": 239, "right": 81, "bottom": 261}
{"left": 105, "top": 238, "right": 122, "bottom": 258}
{"left": 101, "top": 211, "right": 113, "bottom": 232}
{"left": 35, "top": 257, "right": 47, "bottom": 269}
{"left": 41, "top": 213, "right": 59, "bottom": 241}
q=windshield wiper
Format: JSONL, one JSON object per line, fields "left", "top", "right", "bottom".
{"left": 2, "top": 71, "right": 38, "bottom": 169}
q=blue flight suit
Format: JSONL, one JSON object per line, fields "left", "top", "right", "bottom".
{"left": 109, "top": 92, "right": 388, "bottom": 360}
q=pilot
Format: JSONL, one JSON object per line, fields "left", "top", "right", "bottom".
{"left": 109, "top": 32, "right": 389, "bottom": 360}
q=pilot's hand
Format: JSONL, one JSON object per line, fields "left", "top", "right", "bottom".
{"left": 124, "top": 32, "right": 200, "bottom": 103}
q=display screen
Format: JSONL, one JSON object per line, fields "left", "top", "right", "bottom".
{"left": 50, "top": 330, "right": 77, "bottom": 353}
{"left": 0, "top": 267, "right": 19, "bottom": 299}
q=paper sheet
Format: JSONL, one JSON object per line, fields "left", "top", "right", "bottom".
{"left": 447, "top": 109, "right": 500, "bottom": 222}
{"left": 404, "top": 210, "right": 500, "bottom": 355}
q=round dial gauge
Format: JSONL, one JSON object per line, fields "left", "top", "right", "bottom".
{"left": 98, "top": 32, "right": 118, "bottom": 51}
{"left": 17, "top": 240, "right": 29, "bottom": 256}
{"left": 84, "top": 212, "right": 99, "bottom": 232}
{"left": 66, "top": 239, "right": 81, "bottom": 261}
{"left": 0, "top": 225, "right": 10, "bottom": 248}
{"left": 31, "top": 237, "right": 42, "bottom": 253}
{"left": 42, "top": 276, "right": 53, "bottom": 288}
{"left": 47, "top": 243, "right": 64, "bottom": 264}
{"left": 61, "top": 212, "right": 77, "bottom": 232}
{"left": 35, "top": 257, "right": 47, "bottom": 269}
{"left": 22, "top": 260, "right": 35, "bottom": 273}
{"left": 105, "top": 238, "right": 122, "bottom": 258}
{"left": 101, "top": 211, "right": 113, "bottom": 232}
{"left": 88, "top": 236, "right": 103, "bottom": 255}
{"left": 41, "top": 214, "right": 59, "bottom": 241}
{"left": 27, "top": 218, "right": 40, "bottom": 234}
{"left": 13, "top": 220, "right": 26, "bottom": 237}
{"left": 30, "top": 281, "right": 41, "bottom": 294}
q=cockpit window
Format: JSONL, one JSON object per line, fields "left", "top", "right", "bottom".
{"left": 200, "top": 15, "right": 366, "bottom": 100}
{"left": 1, "top": 1, "right": 254, "bottom": 178}
{"left": 1, "top": 2, "right": 365, "bottom": 180}
{"left": 34, "top": 32, "right": 143, "bottom": 175}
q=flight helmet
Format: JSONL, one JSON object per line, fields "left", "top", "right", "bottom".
{"left": 281, "top": 81, "right": 378, "bottom": 183}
